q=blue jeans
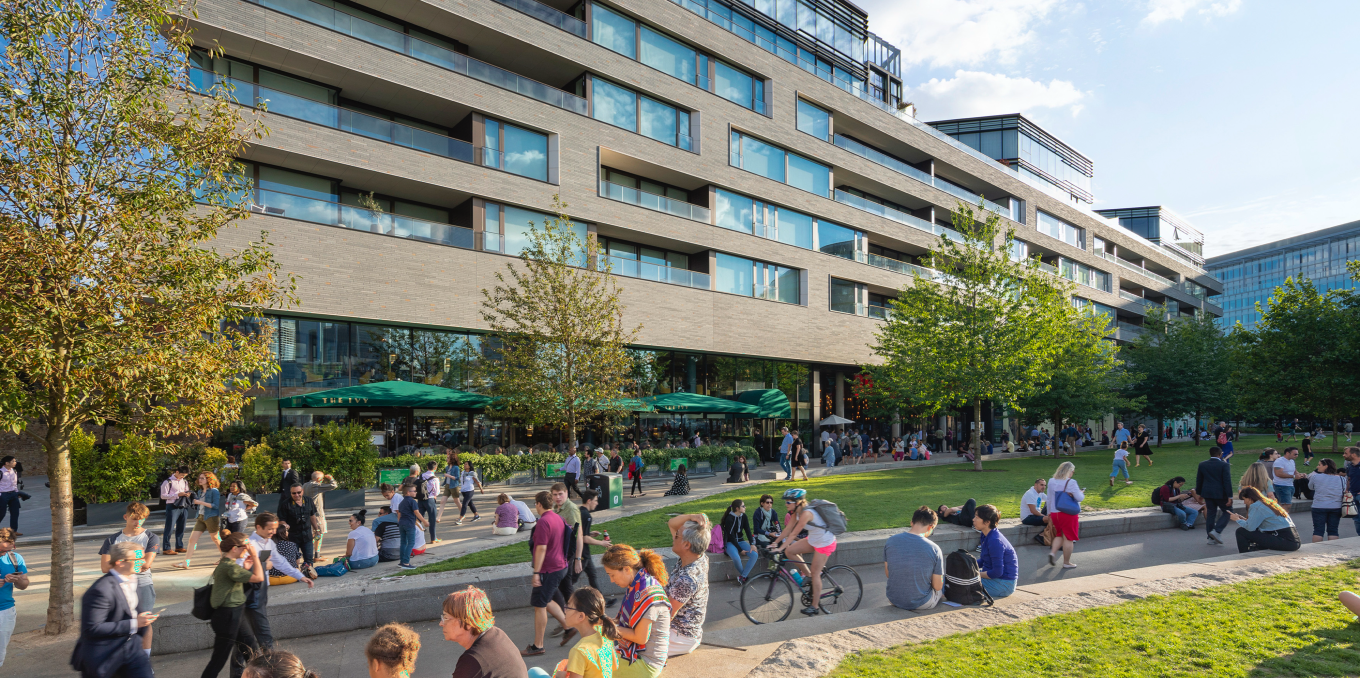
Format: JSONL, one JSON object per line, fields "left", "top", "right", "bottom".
{"left": 162, "top": 505, "right": 187, "bottom": 551}
{"left": 1170, "top": 504, "right": 1199, "bottom": 528}
{"left": 1353, "top": 496, "right": 1360, "bottom": 537}
{"left": 399, "top": 525, "right": 416, "bottom": 565}
{"left": 725, "top": 540, "right": 758, "bottom": 579}
{"left": 1110, "top": 459, "right": 1129, "bottom": 479}
{"left": 348, "top": 555, "right": 378, "bottom": 570}
{"left": 420, "top": 497, "right": 438, "bottom": 541}
{"left": 1312, "top": 508, "right": 1342, "bottom": 538}
{"left": 980, "top": 577, "right": 1015, "bottom": 599}
{"left": 779, "top": 454, "right": 791, "bottom": 478}
{"left": 1274, "top": 484, "right": 1295, "bottom": 504}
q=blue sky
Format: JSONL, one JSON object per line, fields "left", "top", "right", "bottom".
{"left": 855, "top": 0, "right": 1360, "bottom": 257}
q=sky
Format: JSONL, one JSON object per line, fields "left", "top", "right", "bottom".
{"left": 853, "top": 0, "right": 1360, "bottom": 258}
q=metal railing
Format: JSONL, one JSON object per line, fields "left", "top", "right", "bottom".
{"left": 833, "top": 190, "right": 966, "bottom": 244}
{"left": 600, "top": 180, "right": 710, "bottom": 222}
{"left": 251, "top": 188, "right": 474, "bottom": 249}
{"left": 867, "top": 303, "right": 891, "bottom": 319}
{"left": 931, "top": 175, "right": 1011, "bottom": 218}
{"left": 246, "top": 0, "right": 588, "bottom": 115}
{"left": 488, "top": 0, "right": 586, "bottom": 37}
{"left": 1112, "top": 256, "right": 1176, "bottom": 288}
{"left": 601, "top": 254, "right": 710, "bottom": 290}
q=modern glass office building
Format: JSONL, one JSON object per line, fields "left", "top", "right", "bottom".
{"left": 1206, "top": 219, "right": 1360, "bottom": 330}
{"left": 163, "top": 0, "right": 1222, "bottom": 445}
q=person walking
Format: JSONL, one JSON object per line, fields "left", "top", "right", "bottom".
{"left": 438, "top": 450, "right": 461, "bottom": 521}
{"left": 201, "top": 531, "right": 266, "bottom": 678}
{"left": 222, "top": 481, "right": 257, "bottom": 534}
{"left": 396, "top": 482, "right": 427, "bottom": 570}
{"left": 563, "top": 448, "right": 584, "bottom": 501}
{"left": 0, "top": 458, "right": 22, "bottom": 536}
{"left": 159, "top": 465, "right": 193, "bottom": 554}
{"left": 0, "top": 528, "right": 29, "bottom": 668}
{"left": 628, "top": 449, "right": 645, "bottom": 498}
{"left": 70, "top": 541, "right": 152, "bottom": 678}
{"left": 1344, "top": 447, "right": 1360, "bottom": 537}
{"left": 455, "top": 460, "right": 485, "bottom": 526}
{"left": 1046, "top": 461, "right": 1084, "bottom": 569}
{"left": 1196, "top": 446, "right": 1235, "bottom": 546}
{"left": 1308, "top": 458, "right": 1347, "bottom": 542}
{"left": 1228, "top": 487, "right": 1300, "bottom": 553}
{"left": 790, "top": 433, "right": 809, "bottom": 481}
{"left": 576, "top": 490, "right": 613, "bottom": 597}
{"left": 1110, "top": 442, "right": 1133, "bottom": 486}
{"left": 523, "top": 491, "right": 570, "bottom": 657}
{"left": 237, "top": 513, "right": 312, "bottom": 674}
{"left": 1133, "top": 424, "right": 1153, "bottom": 467}
{"left": 274, "top": 460, "right": 299, "bottom": 515}
{"left": 97, "top": 503, "right": 160, "bottom": 656}
{"left": 302, "top": 471, "right": 337, "bottom": 553}
{"left": 720, "top": 500, "right": 758, "bottom": 584}
{"left": 172, "top": 471, "right": 222, "bottom": 569}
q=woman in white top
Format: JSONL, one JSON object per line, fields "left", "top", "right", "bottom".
{"left": 222, "top": 481, "right": 256, "bottom": 534}
{"left": 770, "top": 488, "right": 837, "bottom": 617}
{"left": 344, "top": 509, "right": 379, "bottom": 569}
{"left": 1046, "top": 461, "right": 1085, "bottom": 569}
{"left": 454, "top": 461, "right": 483, "bottom": 525}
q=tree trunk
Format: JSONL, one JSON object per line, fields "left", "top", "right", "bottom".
{"left": 972, "top": 397, "right": 983, "bottom": 471}
{"left": 45, "top": 418, "right": 75, "bottom": 634}
{"left": 1157, "top": 415, "right": 1164, "bottom": 447}
{"left": 1333, "top": 414, "right": 1340, "bottom": 454}
{"left": 1193, "top": 410, "right": 1202, "bottom": 445}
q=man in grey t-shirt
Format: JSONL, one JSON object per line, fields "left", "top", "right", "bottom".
{"left": 884, "top": 506, "right": 944, "bottom": 610}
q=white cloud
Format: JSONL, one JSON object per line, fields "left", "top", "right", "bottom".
{"left": 908, "top": 70, "right": 1087, "bottom": 120}
{"left": 862, "top": 0, "right": 1059, "bottom": 68}
{"left": 1143, "top": 0, "right": 1243, "bottom": 25}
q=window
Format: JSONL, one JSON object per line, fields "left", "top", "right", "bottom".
{"left": 716, "top": 253, "right": 754, "bottom": 296}
{"left": 484, "top": 202, "right": 587, "bottom": 260}
{"left": 715, "top": 188, "right": 755, "bottom": 235}
{"left": 591, "top": 4, "right": 636, "bottom": 58}
{"left": 715, "top": 253, "right": 798, "bottom": 304}
{"left": 591, "top": 78, "right": 637, "bottom": 132}
{"left": 773, "top": 207, "right": 814, "bottom": 250}
{"left": 730, "top": 131, "right": 829, "bottom": 197}
{"left": 640, "top": 26, "right": 696, "bottom": 84}
{"left": 1037, "top": 211, "right": 1083, "bottom": 249}
{"left": 796, "top": 99, "right": 829, "bottom": 141}
{"left": 816, "top": 219, "right": 859, "bottom": 259}
{"left": 590, "top": 76, "right": 691, "bottom": 149}
{"left": 484, "top": 118, "right": 548, "bottom": 182}
{"left": 1009, "top": 239, "right": 1029, "bottom": 262}
{"left": 713, "top": 188, "right": 855, "bottom": 255}
{"left": 829, "top": 278, "right": 861, "bottom": 314}
{"left": 715, "top": 60, "right": 756, "bottom": 109}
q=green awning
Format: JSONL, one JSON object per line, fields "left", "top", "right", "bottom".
{"left": 735, "top": 389, "right": 792, "bottom": 419}
{"left": 639, "top": 392, "right": 762, "bottom": 415}
{"left": 278, "top": 381, "right": 492, "bottom": 410}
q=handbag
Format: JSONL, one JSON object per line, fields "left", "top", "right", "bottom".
{"left": 1344, "top": 492, "right": 1356, "bottom": 518}
{"left": 191, "top": 576, "right": 215, "bottom": 620}
{"left": 1053, "top": 479, "right": 1082, "bottom": 515}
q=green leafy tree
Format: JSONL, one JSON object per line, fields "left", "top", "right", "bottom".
{"left": 1230, "top": 267, "right": 1360, "bottom": 453}
{"left": 872, "top": 201, "right": 1073, "bottom": 469}
{"left": 1014, "top": 310, "right": 1141, "bottom": 435}
{"left": 1126, "top": 307, "right": 1231, "bottom": 446}
{"left": 0, "top": 0, "right": 292, "bottom": 632}
{"left": 481, "top": 197, "right": 641, "bottom": 444}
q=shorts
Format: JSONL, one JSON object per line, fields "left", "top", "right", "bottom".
{"left": 852, "top": 448, "right": 863, "bottom": 457}
{"left": 492, "top": 525, "right": 517, "bottom": 536}
{"left": 668, "top": 632, "right": 700, "bottom": 657}
{"left": 614, "top": 658, "right": 665, "bottom": 678}
{"left": 813, "top": 542, "right": 837, "bottom": 556}
{"left": 193, "top": 515, "right": 220, "bottom": 534}
{"left": 135, "top": 583, "right": 155, "bottom": 613}
{"left": 531, "top": 566, "right": 568, "bottom": 608}
{"left": 1050, "top": 512, "right": 1080, "bottom": 541}
{"left": 443, "top": 485, "right": 458, "bottom": 498}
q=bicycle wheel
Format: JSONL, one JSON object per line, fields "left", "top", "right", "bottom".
{"left": 740, "top": 571, "right": 795, "bottom": 624}
{"left": 818, "top": 565, "right": 863, "bottom": 614}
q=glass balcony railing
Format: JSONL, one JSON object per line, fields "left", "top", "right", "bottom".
{"left": 833, "top": 190, "right": 966, "bottom": 244}
{"left": 1205, "top": 299, "right": 1223, "bottom": 315}
{"left": 867, "top": 303, "right": 890, "bottom": 319}
{"left": 1116, "top": 320, "right": 1144, "bottom": 335}
{"left": 932, "top": 175, "right": 1011, "bottom": 218}
{"left": 601, "top": 254, "right": 710, "bottom": 290}
{"left": 488, "top": 0, "right": 585, "bottom": 37}
{"left": 833, "top": 134, "right": 932, "bottom": 184}
{"left": 1112, "top": 256, "right": 1176, "bottom": 288}
{"left": 245, "top": 0, "right": 589, "bottom": 115}
{"left": 1037, "top": 261, "right": 1058, "bottom": 276}
{"left": 251, "top": 188, "right": 474, "bottom": 249}
{"left": 600, "top": 180, "right": 710, "bottom": 223}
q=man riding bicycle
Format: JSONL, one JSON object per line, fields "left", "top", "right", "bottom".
{"left": 769, "top": 488, "right": 837, "bottom": 616}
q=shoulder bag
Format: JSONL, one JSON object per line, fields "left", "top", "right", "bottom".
{"left": 1053, "top": 479, "right": 1082, "bottom": 515}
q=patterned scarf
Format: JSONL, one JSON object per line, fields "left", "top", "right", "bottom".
{"left": 616, "top": 569, "right": 670, "bottom": 663}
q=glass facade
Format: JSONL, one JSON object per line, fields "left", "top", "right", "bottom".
{"left": 931, "top": 115, "right": 1094, "bottom": 205}
{"left": 1037, "top": 211, "right": 1084, "bottom": 249}
{"left": 587, "top": 76, "right": 691, "bottom": 149}
{"left": 1095, "top": 206, "right": 1206, "bottom": 267}
{"left": 713, "top": 187, "right": 860, "bottom": 255}
{"left": 483, "top": 118, "right": 549, "bottom": 181}
{"left": 715, "top": 253, "right": 799, "bottom": 304}
{"left": 730, "top": 130, "right": 830, "bottom": 197}
{"left": 1207, "top": 224, "right": 1360, "bottom": 330}
{"left": 796, "top": 99, "right": 830, "bottom": 141}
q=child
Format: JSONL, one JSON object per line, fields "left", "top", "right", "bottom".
{"left": 97, "top": 502, "right": 159, "bottom": 655}
{"left": 1110, "top": 441, "right": 1133, "bottom": 486}
{"left": 554, "top": 587, "right": 618, "bottom": 678}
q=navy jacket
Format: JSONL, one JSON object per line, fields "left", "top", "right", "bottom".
{"left": 70, "top": 572, "right": 145, "bottom": 678}
{"left": 1195, "top": 457, "right": 1233, "bottom": 500}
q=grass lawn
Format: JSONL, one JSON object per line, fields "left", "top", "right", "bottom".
{"left": 409, "top": 437, "right": 1297, "bottom": 575}
{"left": 828, "top": 559, "right": 1360, "bottom": 678}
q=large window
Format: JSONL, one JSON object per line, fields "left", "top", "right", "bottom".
{"left": 796, "top": 99, "right": 829, "bottom": 142}
{"left": 640, "top": 26, "right": 696, "bottom": 84}
{"left": 715, "top": 253, "right": 798, "bottom": 304}
{"left": 730, "top": 131, "right": 829, "bottom": 197}
{"left": 1037, "top": 211, "right": 1084, "bottom": 249}
{"left": 484, "top": 201, "right": 587, "bottom": 261}
{"left": 591, "top": 4, "right": 636, "bottom": 58}
{"left": 713, "top": 188, "right": 857, "bottom": 255}
{"left": 483, "top": 118, "right": 548, "bottom": 181}
{"left": 589, "top": 76, "right": 691, "bottom": 149}
{"left": 715, "top": 60, "right": 760, "bottom": 110}
{"left": 829, "top": 278, "right": 862, "bottom": 315}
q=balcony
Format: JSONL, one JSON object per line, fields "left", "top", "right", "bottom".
{"left": 833, "top": 190, "right": 966, "bottom": 244}
{"left": 488, "top": 0, "right": 585, "bottom": 38}
{"left": 932, "top": 175, "right": 1011, "bottom": 219}
{"left": 1112, "top": 256, "right": 1176, "bottom": 288}
{"left": 244, "top": 0, "right": 588, "bottom": 115}
{"left": 831, "top": 134, "right": 1011, "bottom": 220}
{"left": 600, "top": 253, "right": 710, "bottom": 291}
{"left": 250, "top": 188, "right": 474, "bottom": 249}
{"left": 830, "top": 300, "right": 894, "bottom": 320}
{"left": 600, "top": 180, "right": 709, "bottom": 223}
{"left": 1205, "top": 299, "right": 1224, "bottom": 316}
{"left": 1119, "top": 291, "right": 1159, "bottom": 315}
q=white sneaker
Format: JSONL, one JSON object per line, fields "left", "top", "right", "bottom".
{"left": 1208, "top": 531, "right": 1223, "bottom": 545}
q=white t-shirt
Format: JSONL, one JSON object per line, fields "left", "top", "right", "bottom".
{"left": 511, "top": 500, "right": 535, "bottom": 523}
{"left": 1020, "top": 488, "right": 1044, "bottom": 519}
{"left": 348, "top": 526, "right": 378, "bottom": 561}
{"left": 1273, "top": 457, "right": 1297, "bottom": 486}
{"left": 802, "top": 508, "right": 835, "bottom": 548}
{"left": 459, "top": 470, "right": 478, "bottom": 493}
{"left": 421, "top": 471, "right": 440, "bottom": 497}
{"left": 1114, "top": 448, "right": 1129, "bottom": 462}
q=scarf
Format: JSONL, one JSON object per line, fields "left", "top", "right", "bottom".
{"left": 616, "top": 569, "right": 669, "bottom": 663}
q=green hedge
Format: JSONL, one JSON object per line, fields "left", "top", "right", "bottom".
{"left": 70, "top": 429, "right": 162, "bottom": 504}
{"left": 225, "top": 423, "right": 379, "bottom": 492}
{"left": 379, "top": 445, "right": 757, "bottom": 484}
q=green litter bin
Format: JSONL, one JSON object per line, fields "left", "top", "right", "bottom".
{"left": 589, "top": 473, "right": 624, "bottom": 510}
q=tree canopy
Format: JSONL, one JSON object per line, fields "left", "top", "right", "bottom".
{"left": 1015, "top": 309, "right": 1141, "bottom": 433}
{"left": 1124, "top": 306, "right": 1231, "bottom": 444}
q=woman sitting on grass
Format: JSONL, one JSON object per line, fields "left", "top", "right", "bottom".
{"left": 663, "top": 465, "right": 689, "bottom": 497}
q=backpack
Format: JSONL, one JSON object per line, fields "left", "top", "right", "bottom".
{"left": 1151, "top": 486, "right": 1166, "bottom": 507}
{"left": 1217, "top": 432, "right": 1228, "bottom": 445}
{"left": 708, "top": 523, "right": 725, "bottom": 554}
{"left": 806, "top": 499, "right": 848, "bottom": 535}
{"left": 943, "top": 549, "right": 994, "bottom": 606}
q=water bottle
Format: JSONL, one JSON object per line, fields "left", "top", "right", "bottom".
{"left": 790, "top": 569, "right": 803, "bottom": 586}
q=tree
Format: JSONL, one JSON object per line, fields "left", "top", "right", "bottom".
{"left": 871, "top": 201, "right": 1073, "bottom": 470}
{"left": 481, "top": 197, "right": 641, "bottom": 444}
{"left": 1231, "top": 267, "right": 1360, "bottom": 454}
{"left": 1125, "top": 307, "right": 1231, "bottom": 446}
{"left": 0, "top": 0, "right": 290, "bottom": 633}
{"left": 1014, "top": 310, "right": 1141, "bottom": 436}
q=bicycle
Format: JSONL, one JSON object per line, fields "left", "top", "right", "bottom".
{"left": 739, "top": 546, "right": 863, "bottom": 624}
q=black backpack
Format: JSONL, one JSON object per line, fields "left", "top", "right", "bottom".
{"left": 944, "top": 549, "right": 994, "bottom": 606}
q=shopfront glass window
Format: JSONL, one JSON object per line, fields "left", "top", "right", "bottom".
{"left": 591, "top": 4, "right": 636, "bottom": 58}
{"left": 640, "top": 26, "right": 695, "bottom": 84}
{"left": 591, "top": 77, "right": 638, "bottom": 132}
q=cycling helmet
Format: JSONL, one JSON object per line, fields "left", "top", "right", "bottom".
{"left": 782, "top": 488, "right": 806, "bottom": 501}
